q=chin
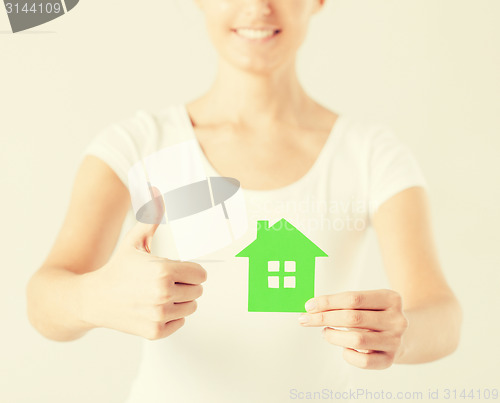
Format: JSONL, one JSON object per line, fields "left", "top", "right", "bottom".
{"left": 224, "top": 53, "right": 286, "bottom": 75}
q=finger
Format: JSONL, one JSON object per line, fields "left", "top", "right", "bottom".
{"left": 146, "top": 317, "right": 185, "bottom": 340}
{"left": 322, "top": 328, "right": 397, "bottom": 352}
{"left": 166, "top": 300, "right": 198, "bottom": 321}
{"left": 342, "top": 348, "right": 394, "bottom": 370}
{"left": 305, "top": 289, "right": 402, "bottom": 313}
{"left": 125, "top": 185, "right": 166, "bottom": 252}
{"left": 170, "top": 283, "right": 203, "bottom": 303}
{"left": 171, "top": 261, "right": 208, "bottom": 285}
{"left": 149, "top": 185, "right": 165, "bottom": 221}
{"left": 298, "top": 309, "right": 391, "bottom": 331}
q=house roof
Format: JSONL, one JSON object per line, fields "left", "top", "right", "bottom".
{"left": 235, "top": 219, "right": 328, "bottom": 258}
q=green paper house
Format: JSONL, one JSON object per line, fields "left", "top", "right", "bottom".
{"left": 235, "top": 219, "right": 328, "bottom": 313}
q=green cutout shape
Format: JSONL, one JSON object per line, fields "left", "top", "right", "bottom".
{"left": 236, "top": 219, "right": 328, "bottom": 313}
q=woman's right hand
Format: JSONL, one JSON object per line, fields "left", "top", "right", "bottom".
{"left": 81, "top": 187, "right": 207, "bottom": 340}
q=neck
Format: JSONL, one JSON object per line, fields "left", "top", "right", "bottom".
{"left": 198, "top": 57, "right": 313, "bottom": 129}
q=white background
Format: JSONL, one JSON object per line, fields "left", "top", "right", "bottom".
{"left": 1, "top": 0, "right": 499, "bottom": 401}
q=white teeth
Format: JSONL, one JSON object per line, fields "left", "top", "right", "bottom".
{"left": 235, "top": 28, "right": 277, "bottom": 40}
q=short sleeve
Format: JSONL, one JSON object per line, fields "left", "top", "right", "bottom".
{"left": 78, "top": 110, "right": 160, "bottom": 189}
{"left": 368, "top": 126, "right": 428, "bottom": 219}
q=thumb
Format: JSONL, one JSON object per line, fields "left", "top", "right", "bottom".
{"left": 125, "top": 185, "right": 166, "bottom": 253}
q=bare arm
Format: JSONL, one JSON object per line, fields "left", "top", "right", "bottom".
{"left": 27, "top": 154, "right": 206, "bottom": 343}
{"left": 372, "top": 186, "right": 463, "bottom": 363}
{"left": 26, "top": 155, "right": 130, "bottom": 341}
{"left": 298, "top": 186, "right": 462, "bottom": 369}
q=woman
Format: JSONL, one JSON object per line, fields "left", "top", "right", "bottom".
{"left": 26, "top": 0, "right": 462, "bottom": 401}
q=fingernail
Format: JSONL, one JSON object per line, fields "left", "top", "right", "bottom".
{"left": 305, "top": 299, "right": 316, "bottom": 311}
{"left": 298, "top": 315, "right": 309, "bottom": 324}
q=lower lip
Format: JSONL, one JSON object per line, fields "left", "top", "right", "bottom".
{"left": 231, "top": 30, "right": 281, "bottom": 44}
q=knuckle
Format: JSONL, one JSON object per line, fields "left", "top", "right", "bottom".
{"left": 348, "top": 311, "right": 363, "bottom": 326}
{"left": 387, "top": 290, "right": 402, "bottom": 308}
{"left": 314, "top": 311, "right": 327, "bottom": 326}
{"left": 322, "top": 295, "right": 333, "bottom": 311}
{"left": 353, "top": 332, "right": 366, "bottom": 349}
{"left": 397, "top": 316, "right": 409, "bottom": 332}
{"left": 199, "top": 267, "right": 208, "bottom": 283}
{"left": 153, "top": 262, "right": 167, "bottom": 277}
{"left": 145, "top": 323, "right": 164, "bottom": 340}
{"left": 382, "top": 352, "right": 396, "bottom": 368}
{"left": 390, "top": 313, "right": 408, "bottom": 333}
{"left": 163, "top": 269, "right": 176, "bottom": 284}
{"left": 357, "top": 353, "right": 371, "bottom": 369}
{"left": 314, "top": 297, "right": 323, "bottom": 311}
{"left": 154, "top": 261, "right": 172, "bottom": 279}
{"left": 158, "top": 260, "right": 176, "bottom": 278}
{"left": 152, "top": 304, "right": 168, "bottom": 322}
{"left": 154, "top": 283, "right": 171, "bottom": 304}
{"left": 317, "top": 311, "right": 325, "bottom": 325}
{"left": 348, "top": 293, "right": 364, "bottom": 309}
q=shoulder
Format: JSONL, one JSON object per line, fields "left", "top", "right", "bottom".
{"left": 94, "top": 104, "right": 185, "bottom": 151}
{"left": 337, "top": 114, "right": 398, "bottom": 144}
{"left": 332, "top": 113, "right": 405, "bottom": 164}
{"left": 81, "top": 104, "right": 184, "bottom": 186}
{"left": 108, "top": 105, "right": 174, "bottom": 141}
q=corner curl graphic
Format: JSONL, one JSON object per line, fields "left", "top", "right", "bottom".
{"left": 4, "top": 0, "right": 79, "bottom": 33}
{"left": 128, "top": 139, "right": 248, "bottom": 261}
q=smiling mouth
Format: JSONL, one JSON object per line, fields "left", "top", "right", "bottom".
{"left": 231, "top": 28, "right": 281, "bottom": 41}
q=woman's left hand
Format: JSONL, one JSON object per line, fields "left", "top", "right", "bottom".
{"left": 298, "top": 289, "right": 409, "bottom": 369}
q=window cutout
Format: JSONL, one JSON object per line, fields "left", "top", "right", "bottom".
{"left": 284, "top": 276, "right": 296, "bottom": 288}
{"left": 268, "top": 276, "right": 279, "bottom": 288}
{"left": 267, "top": 260, "right": 280, "bottom": 272}
{"left": 284, "top": 261, "right": 296, "bottom": 272}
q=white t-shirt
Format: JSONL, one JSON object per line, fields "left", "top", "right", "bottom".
{"left": 80, "top": 104, "right": 428, "bottom": 403}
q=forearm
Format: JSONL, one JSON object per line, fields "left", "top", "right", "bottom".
{"left": 26, "top": 266, "right": 97, "bottom": 342}
{"left": 395, "top": 295, "right": 462, "bottom": 364}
